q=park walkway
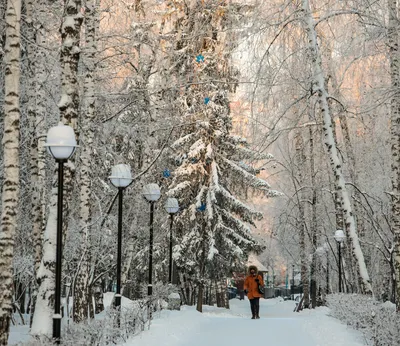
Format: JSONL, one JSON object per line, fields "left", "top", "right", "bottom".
{"left": 124, "top": 297, "right": 366, "bottom": 346}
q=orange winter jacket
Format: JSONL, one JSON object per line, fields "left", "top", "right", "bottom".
{"left": 244, "top": 274, "right": 264, "bottom": 299}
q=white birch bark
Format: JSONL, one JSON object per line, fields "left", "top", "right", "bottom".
{"left": 31, "top": 187, "right": 58, "bottom": 336}
{"left": 295, "top": 131, "right": 310, "bottom": 308}
{"left": 59, "top": 0, "right": 83, "bottom": 237}
{"left": 26, "top": 0, "right": 48, "bottom": 326}
{"left": 327, "top": 60, "right": 360, "bottom": 292}
{"left": 308, "top": 119, "right": 318, "bottom": 307}
{"left": 32, "top": 0, "right": 83, "bottom": 335}
{"left": 301, "top": 0, "right": 372, "bottom": 294}
{"left": 31, "top": 0, "right": 48, "bottom": 280}
{"left": 387, "top": 0, "right": 400, "bottom": 311}
{"left": 0, "top": 0, "right": 22, "bottom": 343}
{"left": 73, "top": 0, "right": 98, "bottom": 322}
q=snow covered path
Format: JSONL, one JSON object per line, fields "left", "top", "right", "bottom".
{"left": 123, "top": 297, "right": 366, "bottom": 346}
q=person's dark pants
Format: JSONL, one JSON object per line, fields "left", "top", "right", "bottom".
{"left": 249, "top": 297, "right": 260, "bottom": 318}
{"left": 238, "top": 290, "right": 244, "bottom": 300}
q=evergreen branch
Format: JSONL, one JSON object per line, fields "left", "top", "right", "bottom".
{"left": 218, "top": 155, "right": 271, "bottom": 190}
{"left": 171, "top": 132, "right": 196, "bottom": 149}
{"left": 217, "top": 185, "right": 262, "bottom": 224}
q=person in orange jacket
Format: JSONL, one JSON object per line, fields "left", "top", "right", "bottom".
{"left": 244, "top": 265, "right": 264, "bottom": 319}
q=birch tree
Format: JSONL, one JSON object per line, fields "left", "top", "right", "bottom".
{"left": 387, "top": 0, "right": 400, "bottom": 311}
{"left": 32, "top": 0, "right": 83, "bottom": 335}
{"left": 301, "top": 0, "right": 372, "bottom": 294}
{"left": 24, "top": 0, "right": 49, "bottom": 325}
{"left": 0, "top": 0, "right": 22, "bottom": 343}
{"left": 308, "top": 115, "right": 318, "bottom": 307}
{"left": 294, "top": 131, "right": 310, "bottom": 308}
{"left": 73, "top": 0, "right": 99, "bottom": 322}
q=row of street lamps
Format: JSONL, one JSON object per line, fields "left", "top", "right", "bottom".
{"left": 46, "top": 124, "right": 179, "bottom": 342}
{"left": 44, "top": 123, "right": 348, "bottom": 343}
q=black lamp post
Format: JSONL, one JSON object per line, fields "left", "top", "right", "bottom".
{"left": 142, "top": 183, "right": 161, "bottom": 295}
{"left": 334, "top": 229, "right": 346, "bottom": 293}
{"left": 164, "top": 198, "right": 179, "bottom": 283}
{"left": 291, "top": 264, "right": 295, "bottom": 298}
{"left": 109, "top": 164, "right": 133, "bottom": 313}
{"left": 45, "top": 123, "right": 77, "bottom": 344}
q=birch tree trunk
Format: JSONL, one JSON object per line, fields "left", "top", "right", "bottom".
{"left": 25, "top": 0, "right": 48, "bottom": 326}
{"left": 327, "top": 59, "right": 360, "bottom": 292}
{"left": 32, "top": 0, "right": 83, "bottom": 335}
{"left": 73, "top": 0, "right": 98, "bottom": 323}
{"left": 301, "top": 0, "right": 372, "bottom": 294}
{"left": 388, "top": 0, "right": 400, "bottom": 311}
{"left": 337, "top": 111, "right": 359, "bottom": 293}
{"left": 295, "top": 131, "right": 310, "bottom": 308}
{"left": 0, "top": 0, "right": 22, "bottom": 343}
{"left": 308, "top": 119, "right": 318, "bottom": 308}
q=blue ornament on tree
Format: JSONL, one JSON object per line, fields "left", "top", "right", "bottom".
{"left": 196, "top": 54, "right": 205, "bottom": 63}
{"left": 204, "top": 97, "right": 210, "bottom": 104}
{"left": 197, "top": 203, "right": 206, "bottom": 212}
{"left": 163, "top": 169, "right": 171, "bottom": 178}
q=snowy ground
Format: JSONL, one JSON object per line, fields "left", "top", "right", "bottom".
{"left": 8, "top": 296, "right": 367, "bottom": 346}
{"left": 123, "top": 297, "right": 367, "bottom": 346}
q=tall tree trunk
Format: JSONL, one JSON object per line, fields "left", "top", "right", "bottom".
{"left": 59, "top": 0, "right": 83, "bottom": 238}
{"left": 0, "top": 0, "right": 22, "bottom": 343}
{"left": 295, "top": 131, "right": 310, "bottom": 308}
{"left": 26, "top": 0, "right": 48, "bottom": 327}
{"left": 32, "top": 0, "right": 83, "bottom": 335}
{"left": 73, "top": 0, "right": 98, "bottom": 323}
{"left": 385, "top": 0, "right": 399, "bottom": 308}
{"left": 308, "top": 119, "right": 318, "bottom": 308}
{"left": 301, "top": 0, "right": 372, "bottom": 294}
{"left": 388, "top": 0, "right": 400, "bottom": 311}
{"left": 31, "top": 186, "right": 58, "bottom": 336}
{"left": 327, "top": 59, "right": 361, "bottom": 293}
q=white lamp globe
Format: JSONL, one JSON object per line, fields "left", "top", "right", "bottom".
{"left": 334, "top": 229, "right": 346, "bottom": 243}
{"left": 142, "top": 183, "right": 161, "bottom": 202}
{"left": 109, "top": 164, "right": 133, "bottom": 188}
{"left": 165, "top": 198, "right": 179, "bottom": 214}
{"left": 45, "top": 123, "right": 77, "bottom": 159}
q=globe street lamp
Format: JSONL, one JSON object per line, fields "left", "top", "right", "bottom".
{"left": 45, "top": 123, "right": 77, "bottom": 344}
{"left": 109, "top": 164, "right": 133, "bottom": 313}
{"left": 334, "top": 229, "right": 346, "bottom": 293}
{"left": 164, "top": 198, "right": 179, "bottom": 283}
{"left": 142, "top": 183, "right": 161, "bottom": 295}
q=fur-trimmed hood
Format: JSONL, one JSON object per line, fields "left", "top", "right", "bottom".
{"left": 248, "top": 265, "right": 258, "bottom": 274}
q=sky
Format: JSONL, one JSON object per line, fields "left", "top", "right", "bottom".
{"left": 122, "top": 297, "right": 366, "bottom": 346}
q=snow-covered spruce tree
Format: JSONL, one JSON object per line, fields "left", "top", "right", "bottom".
{"left": 162, "top": 0, "right": 279, "bottom": 312}
{"left": 0, "top": 0, "right": 22, "bottom": 343}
